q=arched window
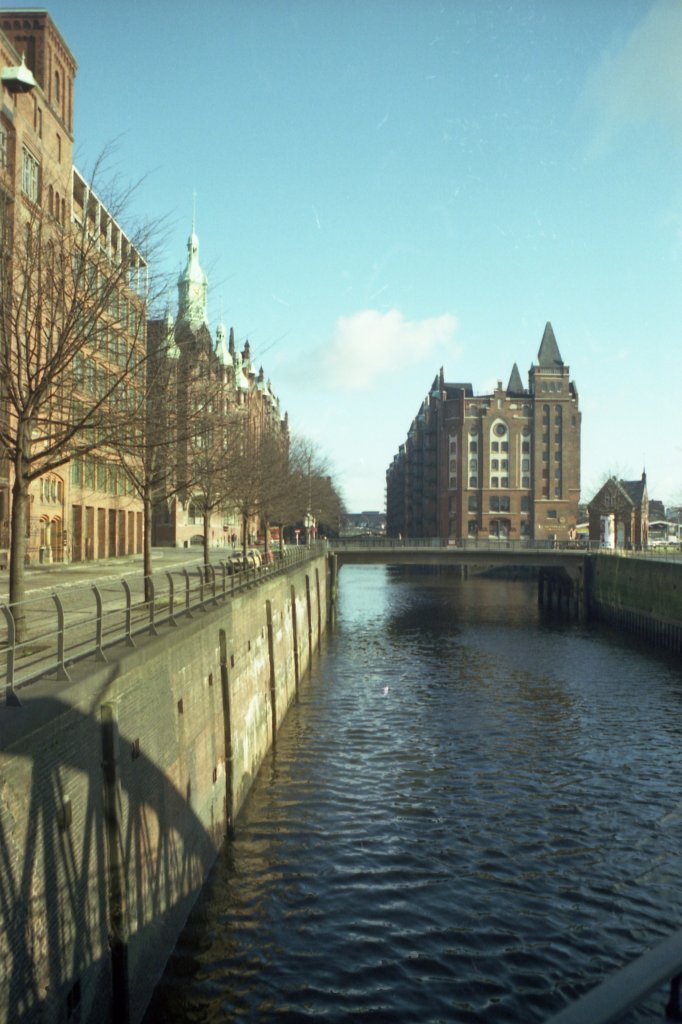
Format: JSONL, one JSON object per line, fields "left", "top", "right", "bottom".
{"left": 489, "top": 420, "right": 509, "bottom": 487}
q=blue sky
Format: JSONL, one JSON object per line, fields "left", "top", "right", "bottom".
{"left": 29, "top": 0, "right": 682, "bottom": 511}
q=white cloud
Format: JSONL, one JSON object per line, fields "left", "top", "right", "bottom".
{"left": 583, "top": 0, "right": 682, "bottom": 156}
{"left": 322, "top": 308, "right": 459, "bottom": 391}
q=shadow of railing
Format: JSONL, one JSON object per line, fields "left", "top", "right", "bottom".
{"left": 0, "top": 693, "right": 221, "bottom": 1024}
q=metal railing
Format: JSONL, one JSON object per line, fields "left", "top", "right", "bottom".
{"left": 332, "top": 536, "right": 682, "bottom": 560}
{"left": 2, "top": 544, "right": 322, "bottom": 705}
{"left": 545, "top": 929, "right": 682, "bottom": 1023}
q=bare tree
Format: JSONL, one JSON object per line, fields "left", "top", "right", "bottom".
{"left": 0, "top": 155, "right": 162, "bottom": 639}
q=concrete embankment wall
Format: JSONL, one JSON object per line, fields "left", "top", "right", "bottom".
{"left": 0, "top": 554, "right": 329, "bottom": 1024}
{"left": 586, "top": 554, "right": 682, "bottom": 653}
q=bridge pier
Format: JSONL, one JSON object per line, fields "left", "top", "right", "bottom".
{"left": 538, "top": 566, "right": 584, "bottom": 621}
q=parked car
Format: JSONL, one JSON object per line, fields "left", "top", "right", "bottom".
{"left": 246, "top": 548, "right": 262, "bottom": 569}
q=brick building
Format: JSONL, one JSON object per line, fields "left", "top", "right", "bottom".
{"left": 0, "top": 10, "right": 147, "bottom": 564}
{"left": 150, "top": 220, "right": 287, "bottom": 549}
{"left": 386, "top": 323, "right": 581, "bottom": 543}
{"left": 587, "top": 473, "right": 649, "bottom": 549}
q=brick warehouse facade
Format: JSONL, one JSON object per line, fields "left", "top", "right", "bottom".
{"left": 386, "top": 323, "right": 581, "bottom": 543}
{"left": 0, "top": 10, "right": 147, "bottom": 564}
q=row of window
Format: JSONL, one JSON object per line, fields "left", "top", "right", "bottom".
{"left": 39, "top": 476, "right": 64, "bottom": 504}
{"left": 70, "top": 456, "right": 134, "bottom": 496}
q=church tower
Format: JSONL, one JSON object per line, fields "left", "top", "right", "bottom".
{"left": 177, "top": 209, "right": 208, "bottom": 327}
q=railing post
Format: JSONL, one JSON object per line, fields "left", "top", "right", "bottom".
{"left": 51, "top": 592, "right": 72, "bottom": 679}
{"left": 220, "top": 560, "right": 227, "bottom": 596}
{"left": 166, "top": 571, "right": 177, "bottom": 626}
{"left": 209, "top": 563, "right": 218, "bottom": 605}
{"left": 92, "top": 585, "right": 108, "bottom": 662}
{"left": 147, "top": 576, "right": 159, "bottom": 636}
{"left": 1, "top": 602, "right": 20, "bottom": 706}
{"left": 182, "top": 568, "right": 192, "bottom": 617}
{"left": 197, "top": 566, "right": 206, "bottom": 611}
{"left": 121, "top": 580, "right": 136, "bottom": 647}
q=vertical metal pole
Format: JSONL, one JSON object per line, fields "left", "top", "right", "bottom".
{"left": 1, "top": 603, "right": 20, "bottom": 706}
{"left": 121, "top": 581, "right": 135, "bottom": 647}
{"left": 92, "top": 585, "right": 108, "bottom": 662}
{"left": 182, "top": 568, "right": 192, "bottom": 617}
{"left": 197, "top": 566, "right": 206, "bottom": 611}
{"left": 51, "top": 593, "right": 71, "bottom": 679}
{"left": 166, "top": 571, "right": 177, "bottom": 626}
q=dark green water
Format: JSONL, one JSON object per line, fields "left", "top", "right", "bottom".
{"left": 144, "top": 566, "right": 682, "bottom": 1022}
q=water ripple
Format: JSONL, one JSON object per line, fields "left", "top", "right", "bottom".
{"left": 144, "top": 569, "right": 682, "bottom": 1023}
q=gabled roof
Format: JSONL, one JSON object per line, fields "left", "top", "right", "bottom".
{"left": 588, "top": 473, "right": 648, "bottom": 511}
{"left": 537, "top": 322, "right": 563, "bottom": 369}
{"left": 621, "top": 476, "right": 647, "bottom": 506}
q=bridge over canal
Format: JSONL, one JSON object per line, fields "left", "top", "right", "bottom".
{"left": 327, "top": 537, "right": 590, "bottom": 619}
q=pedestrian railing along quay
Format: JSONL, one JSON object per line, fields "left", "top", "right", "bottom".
{"left": 2, "top": 545, "right": 320, "bottom": 706}
{"left": 545, "top": 929, "right": 682, "bottom": 1023}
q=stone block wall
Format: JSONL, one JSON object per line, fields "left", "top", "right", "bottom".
{"left": 0, "top": 554, "right": 329, "bottom": 1024}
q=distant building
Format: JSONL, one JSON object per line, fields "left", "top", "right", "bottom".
{"left": 342, "top": 511, "right": 386, "bottom": 534}
{"left": 386, "top": 323, "right": 581, "bottom": 542}
{"left": 588, "top": 472, "right": 649, "bottom": 549}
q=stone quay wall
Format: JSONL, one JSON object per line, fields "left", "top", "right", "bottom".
{"left": 0, "top": 553, "right": 329, "bottom": 1024}
{"left": 586, "top": 554, "right": 682, "bottom": 653}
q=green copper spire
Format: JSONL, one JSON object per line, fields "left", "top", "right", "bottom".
{"left": 177, "top": 198, "right": 208, "bottom": 326}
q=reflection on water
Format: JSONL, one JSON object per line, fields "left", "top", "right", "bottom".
{"left": 144, "top": 566, "right": 682, "bottom": 1023}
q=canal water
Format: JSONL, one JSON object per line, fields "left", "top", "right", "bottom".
{"left": 144, "top": 565, "right": 682, "bottom": 1023}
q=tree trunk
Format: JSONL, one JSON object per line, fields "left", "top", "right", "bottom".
{"left": 143, "top": 488, "right": 154, "bottom": 603}
{"left": 203, "top": 510, "right": 211, "bottom": 575}
{"left": 9, "top": 456, "right": 30, "bottom": 644}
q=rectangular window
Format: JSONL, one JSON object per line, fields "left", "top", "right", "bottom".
{"left": 547, "top": 509, "right": 557, "bottom": 519}
{"left": 0, "top": 124, "right": 7, "bottom": 169}
{"left": 468, "top": 495, "right": 478, "bottom": 512}
{"left": 21, "top": 147, "right": 39, "bottom": 202}
{"left": 522, "top": 441, "right": 530, "bottom": 453}
{"left": 521, "top": 496, "right": 530, "bottom": 512}
{"left": 70, "top": 458, "right": 82, "bottom": 487}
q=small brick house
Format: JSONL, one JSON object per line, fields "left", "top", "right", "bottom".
{"left": 588, "top": 472, "right": 649, "bottom": 549}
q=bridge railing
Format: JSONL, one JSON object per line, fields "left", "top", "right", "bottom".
{"left": 1, "top": 544, "right": 322, "bottom": 705}
{"left": 331, "top": 537, "right": 682, "bottom": 560}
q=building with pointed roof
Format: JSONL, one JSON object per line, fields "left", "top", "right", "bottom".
{"left": 386, "top": 322, "right": 581, "bottom": 542}
{"left": 148, "top": 218, "right": 288, "bottom": 549}
{"left": 587, "top": 472, "right": 649, "bottom": 549}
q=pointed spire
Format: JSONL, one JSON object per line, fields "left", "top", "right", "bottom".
{"left": 506, "top": 362, "right": 525, "bottom": 395}
{"left": 177, "top": 200, "right": 208, "bottom": 326}
{"left": 537, "top": 322, "right": 563, "bottom": 369}
{"left": 229, "top": 327, "right": 235, "bottom": 357}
